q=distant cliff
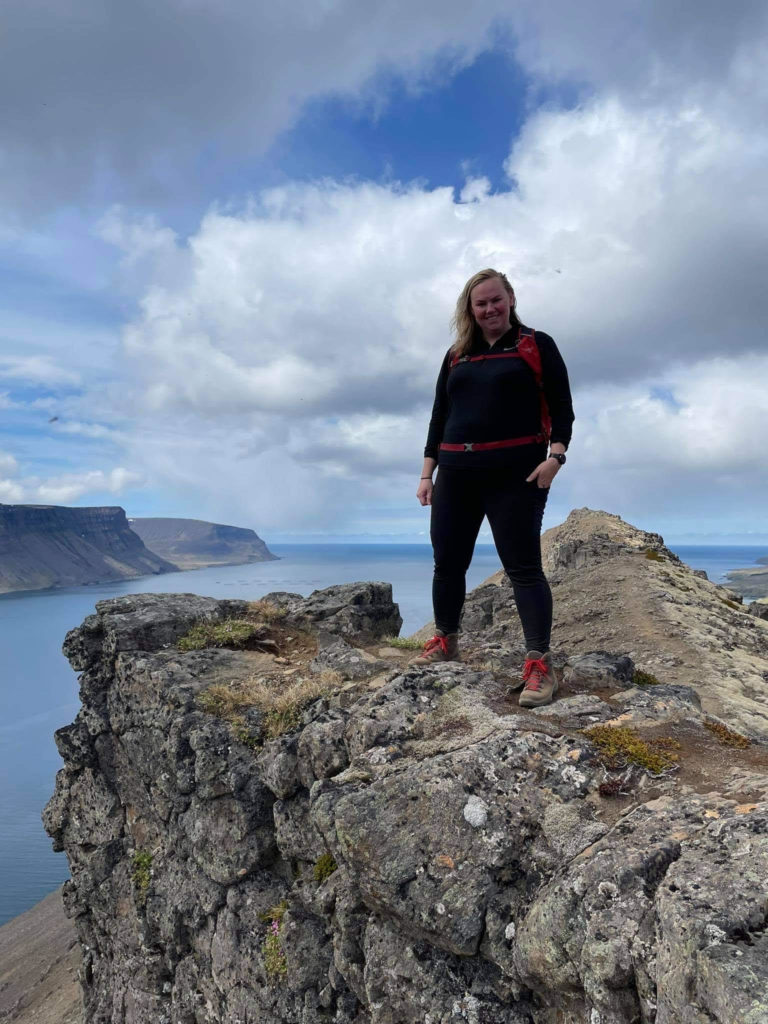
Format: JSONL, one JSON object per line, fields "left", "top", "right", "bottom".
{"left": 128, "top": 517, "right": 277, "bottom": 569}
{"left": 0, "top": 504, "right": 177, "bottom": 594}
{"left": 727, "top": 555, "right": 768, "bottom": 600}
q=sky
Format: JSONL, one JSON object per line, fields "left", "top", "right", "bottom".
{"left": 1, "top": 0, "right": 767, "bottom": 545}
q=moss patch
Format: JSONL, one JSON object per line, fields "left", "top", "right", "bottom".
{"left": 313, "top": 853, "right": 338, "bottom": 883}
{"left": 644, "top": 548, "right": 664, "bottom": 561}
{"left": 633, "top": 668, "right": 661, "bottom": 687}
{"left": 233, "top": 721, "right": 262, "bottom": 751}
{"left": 704, "top": 720, "right": 751, "bottom": 748}
{"left": 718, "top": 596, "right": 741, "bottom": 611}
{"left": 131, "top": 851, "right": 153, "bottom": 895}
{"left": 584, "top": 724, "right": 679, "bottom": 775}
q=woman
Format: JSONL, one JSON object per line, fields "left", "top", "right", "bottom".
{"left": 414, "top": 268, "right": 574, "bottom": 708}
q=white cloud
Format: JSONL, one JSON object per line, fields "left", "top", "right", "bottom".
{"left": 0, "top": 479, "right": 25, "bottom": 503}
{"left": 92, "top": 70, "right": 768, "bottom": 534}
{"left": 0, "top": 451, "right": 19, "bottom": 476}
{"left": 0, "top": 0, "right": 503, "bottom": 216}
{"left": 55, "top": 421, "right": 120, "bottom": 440}
{"left": 4, "top": 1, "right": 765, "bottom": 218}
{"left": 3, "top": 1, "right": 766, "bottom": 541}
{"left": 0, "top": 466, "right": 142, "bottom": 506}
{"left": 0, "top": 356, "right": 80, "bottom": 386}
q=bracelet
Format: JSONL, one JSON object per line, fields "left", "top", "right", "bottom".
{"left": 420, "top": 476, "right": 433, "bottom": 480}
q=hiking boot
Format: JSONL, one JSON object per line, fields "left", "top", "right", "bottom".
{"left": 411, "top": 632, "right": 459, "bottom": 664}
{"left": 518, "top": 650, "right": 558, "bottom": 708}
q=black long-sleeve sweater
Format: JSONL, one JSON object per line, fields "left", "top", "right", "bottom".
{"left": 424, "top": 325, "right": 574, "bottom": 472}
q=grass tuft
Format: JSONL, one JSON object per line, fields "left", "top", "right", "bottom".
{"left": 259, "top": 901, "right": 287, "bottom": 924}
{"left": 644, "top": 548, "right": 664, "bottom": 561}
{"left": 313, "top": 852, "right": 338, "bottom": 883}
{"left": 248, "top": 600, "right": 288, "bottom": 622}
{"left": 381, "top": 635, "right": 423, "bottom": 651}
{"left": 584, "top": 724, "right": 678, "bottom": 775}
{"left": 178, "top": 618, "right": 267, "bottom": 651}
{"left": 704, "top": 720, "right": 751, "bottom": 748}
{"left": 261, "top": 902, "right": 288, "bottom": 980}
{"left": 633, "top": 668, "right": 661, "bottom": 687}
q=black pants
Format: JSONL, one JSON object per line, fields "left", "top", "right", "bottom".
{"left": 430, "top": 466, "right": 552, "bottom": 651}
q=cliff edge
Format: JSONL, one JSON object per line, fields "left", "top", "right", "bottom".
{"left": 43, "top": 511, "right": 768, "bottom": 1023}
{"left": 0, "top": 504, "right": 176, "bottom": 594}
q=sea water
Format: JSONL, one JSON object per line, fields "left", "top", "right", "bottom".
{"left": 0, "top": 542, "right": 765, "bottom": 926}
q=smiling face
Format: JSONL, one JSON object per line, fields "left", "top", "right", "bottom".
{"left": 469, "top": 276, "right": 515, "bottom": 343}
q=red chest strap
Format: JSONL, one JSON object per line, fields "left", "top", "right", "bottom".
{"left": 448, "top": 327, "right": 551, "bottom": 443}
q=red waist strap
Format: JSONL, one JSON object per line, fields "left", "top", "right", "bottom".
{"left": 439, "top": 434, "right": 545, "bottom": 452}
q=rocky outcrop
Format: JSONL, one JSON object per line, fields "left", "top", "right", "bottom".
{"left": 0, "top": 504, "right": 177, "bottom": 594}
{"left": 44, "top": 554, "right": 768, "bottom": 1024}
{"left": 263, "top": 582, "right": 403, "bottom": 642}
{"left": 128, "top": 517, "right": 277, "bottom": 569}
{"left": 418, "top": 508, "right": 768, "bottom": 740}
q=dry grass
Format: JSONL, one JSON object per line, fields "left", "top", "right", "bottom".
{"left": 704, "top": 720, "right": 751, "bottom": 748}
{"left": 633, "top": 668, "right": 661, "bottom": 687}
{"left": 197, "top": 669, "right": 343, "bottom": 740}
{"left": 248, "top": 599, "right": 288, "bottom": 622}
{"left": 248, "top": 674, "right": 338, "bottom": 738}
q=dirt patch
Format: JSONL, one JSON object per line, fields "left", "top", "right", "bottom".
{"left": 638, "top": 720, "right": 768, "bottom": 798}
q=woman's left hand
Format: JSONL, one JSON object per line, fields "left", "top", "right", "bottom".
{"left": 526, "top": 459, "right": 560, "bottom": 489}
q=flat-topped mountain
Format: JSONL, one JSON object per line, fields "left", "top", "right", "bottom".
{"left": 128, "top": 517, "right": 276, "bottom": 569}
{"left": 0, "top": 504, "right": 176, "bottom": 594}
{"left": 40, "top": 510, "right": 768, "bottom": 1024}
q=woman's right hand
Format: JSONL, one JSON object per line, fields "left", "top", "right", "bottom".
{"left": 417, "top": 478, "right": 434, "bottom": 506}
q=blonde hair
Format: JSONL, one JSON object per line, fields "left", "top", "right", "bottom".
{"left": 450, "top": 268, "right": 520, "bottom": 357}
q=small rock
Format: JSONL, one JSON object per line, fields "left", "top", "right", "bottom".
{"left": 463, "top": 795, "right": 488, "bottom": 828}
{"left": 565, "top": 651, "right": 635, "bottom": 690}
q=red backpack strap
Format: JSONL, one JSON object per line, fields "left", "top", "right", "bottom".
{"left": 515, "top": 328, "right": 552, "bottom": 443}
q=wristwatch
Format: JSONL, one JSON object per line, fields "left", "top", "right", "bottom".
{"left": 548, "top": 452, "right": 567, "bottom": 465}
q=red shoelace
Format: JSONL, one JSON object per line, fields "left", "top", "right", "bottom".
{"left": 522, "top": 658, "right": 548, "bottom": 691}
{"left": 422, "top": 635, "right": 449, "bottom": 655}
